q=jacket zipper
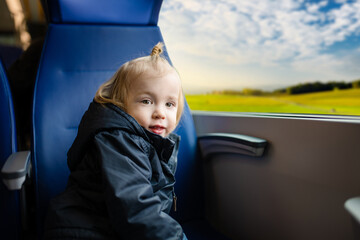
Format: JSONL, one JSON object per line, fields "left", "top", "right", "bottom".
{"left": 172, "top": 190, "right": 177, "bottom": 212}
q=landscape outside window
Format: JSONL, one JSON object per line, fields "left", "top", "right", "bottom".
{"left": 159, "top": 0, "right": 360, "bottom": 116}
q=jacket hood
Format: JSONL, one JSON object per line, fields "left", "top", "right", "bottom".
{"left": 67, "top": 101, "right": 178, "bottom": 171}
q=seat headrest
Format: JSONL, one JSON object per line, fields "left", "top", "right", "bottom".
{"left": 47, "top": 0, "right": 163, "bottom": 25}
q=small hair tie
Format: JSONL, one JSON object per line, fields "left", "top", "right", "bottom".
{"left": 150, "top": 43, "right": 163, "bottom": 56}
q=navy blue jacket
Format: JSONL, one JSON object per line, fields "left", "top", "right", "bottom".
{"left": 44, "top": 101, "right": 184, "bottom": 239}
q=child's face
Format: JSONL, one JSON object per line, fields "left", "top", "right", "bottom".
{"left": 125, "top": 70, "right": 181, "bottom": 137}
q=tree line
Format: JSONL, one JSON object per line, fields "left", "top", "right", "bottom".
{"left": 211, "top": 79, "right": 360, "bottom": 96}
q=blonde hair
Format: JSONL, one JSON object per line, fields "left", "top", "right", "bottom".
{"left": 94, "top": 42, "right": 184, "bottom": 125}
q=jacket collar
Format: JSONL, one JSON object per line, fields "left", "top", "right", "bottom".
{"left": 144, "top": 130, "right": 180, "bottom": 163}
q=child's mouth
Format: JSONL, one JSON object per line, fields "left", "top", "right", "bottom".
{"left": 149, "top": 125, "right": 165, "bottom": 135}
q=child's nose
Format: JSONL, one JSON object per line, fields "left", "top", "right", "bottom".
{"left": 152, "top": 107, "right": 165, "bottom": 119}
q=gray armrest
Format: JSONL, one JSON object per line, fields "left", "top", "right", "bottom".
{"left": 345, "top": 197, "right": 360, "bottom": 225}
{"left": 1, "top": 151, "right": 31, "bottom": 190}
{"left": 198, "top": 133, "right": 268, "bottom": 158}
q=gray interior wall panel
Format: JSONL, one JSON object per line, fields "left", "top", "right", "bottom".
{"left": 193, "top": 112, "right": 360, "bottom": 240}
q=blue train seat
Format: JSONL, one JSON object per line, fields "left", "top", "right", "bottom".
{"left": 0, "top": 57, "right": 20, "bottom": 240}
{"left": 0, "top": 59, "right": 31, "bottom": 239}
{"left": 32, "top": 0, "right": 229, "bottom": 238}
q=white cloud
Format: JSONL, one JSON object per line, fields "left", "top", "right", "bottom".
{"left": 159, "top": 0, "right": 360, "bottom": 91}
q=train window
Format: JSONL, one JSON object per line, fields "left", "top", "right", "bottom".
{"left": 159, "top": 0, "right": 360, "bottom": 116}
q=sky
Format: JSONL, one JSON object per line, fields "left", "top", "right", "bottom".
{"left": 158, "top": 0, "right": 360, "bottom": 94}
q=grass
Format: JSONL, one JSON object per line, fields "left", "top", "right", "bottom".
{"left": 185, "top": 88, "right": 360, "bottom": 116}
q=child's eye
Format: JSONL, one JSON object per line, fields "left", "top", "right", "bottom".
{"left": 141, "top": 99, "right": 152, "bottom": 105}
{"left": 166, "top": 102, "right": 175, "bottom": 107}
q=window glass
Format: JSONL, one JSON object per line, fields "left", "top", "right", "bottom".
{"left": 159, "top": 0, "right": 360, "bottom": 116}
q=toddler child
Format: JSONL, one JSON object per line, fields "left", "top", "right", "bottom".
{"left": 44, "top": 43, "right": 187, "bottom": 240}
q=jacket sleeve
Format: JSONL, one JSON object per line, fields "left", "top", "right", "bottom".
{"left": 93, "top": 130, "right": 184, "bottom": 240}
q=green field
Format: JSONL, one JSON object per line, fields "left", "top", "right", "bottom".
{"left": 186, "top": 88, "right": 360, "bottom": 116}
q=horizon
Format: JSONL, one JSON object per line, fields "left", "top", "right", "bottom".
{"left": 158, "top": 0, "right": 360, "bottom": 94}
{"left": 192, "top": 77, "right": 360, "bottom": 94}
{"left": 185, "top": 78, "right": 360, "bottom": 95}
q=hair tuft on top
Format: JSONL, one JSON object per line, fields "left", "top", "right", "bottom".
{"left": 150, "top": 42, "right": 163, "bottom": 57}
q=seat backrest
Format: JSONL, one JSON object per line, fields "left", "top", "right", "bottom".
{"left": 33, "top": 0, "right": 203, "bottom": 234}
{"left": 0, "top": 58, "right": 21, "bottom": 239}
